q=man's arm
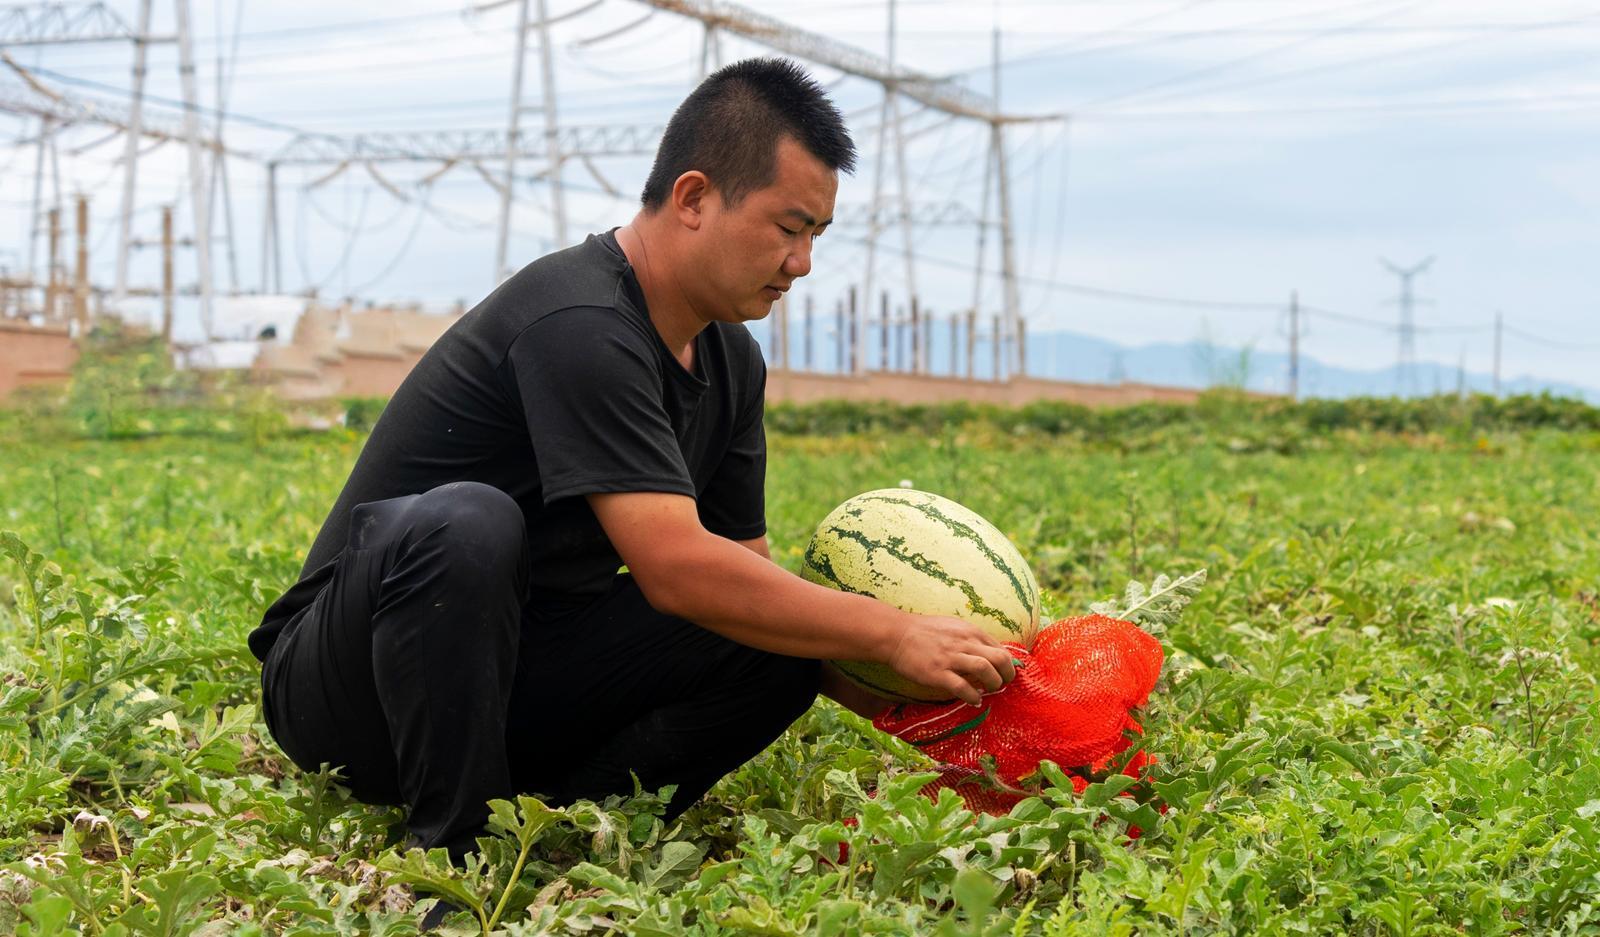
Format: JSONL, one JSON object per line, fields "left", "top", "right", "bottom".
{"left": 730, "top": 533, "right": 890, "bottom": 718}
{"left": 589, "top": 491, "right": 1015, "bottom": 706}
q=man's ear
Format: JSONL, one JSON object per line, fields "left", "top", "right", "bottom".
{"left": 670, "top": 171, "right": 711, "bottom": 231}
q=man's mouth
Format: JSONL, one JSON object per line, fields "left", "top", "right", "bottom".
{"left": 761, "top": 285, "right": 787, "bottom": 301}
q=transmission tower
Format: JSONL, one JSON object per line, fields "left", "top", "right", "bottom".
{"left": 627, "top": 0, "right": 1059, "bottom": 378}
{"left": 2, "top": 3, "right": 213, "bottom": 333}
{"left": 493, "top": 0, "right": 590, "bottom": 283}
{"left": 1381, "top": 256, "right": 1434, "bottom": 396}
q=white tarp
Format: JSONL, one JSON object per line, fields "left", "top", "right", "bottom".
{"left": 208, "top": 295, "right": 308, "bottom": 343}
{"left": 178, "top": 340, "right": 262, "bottom": 371}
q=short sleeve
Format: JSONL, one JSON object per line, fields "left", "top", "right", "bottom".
{"left": 697, "top": 344, "right": 767, "bottom": 540}
{"left": 510, "top": 308, "right": 696, "bottom": 505}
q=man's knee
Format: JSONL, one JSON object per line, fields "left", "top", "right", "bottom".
{"left": 750, "top": 653, "right": 822, "bottom": 729}
{"left": 410, "top": 482, "right": 524, "bottom": 547}
{"left": 398, "top": 482, "right": 527, "bottom": 578}
{"left": 349, "top": 481, "right": 529, "bottom": 614}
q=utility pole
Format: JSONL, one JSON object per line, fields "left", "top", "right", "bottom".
{"left": 1493, "top": 310, "right": 1503, "bottom": 397}
{"left": 1288, "top": 290, "right": 1300, "bottom": 401}
{"left": 1381, "top": 256, "right": 1434, "bottom": 396}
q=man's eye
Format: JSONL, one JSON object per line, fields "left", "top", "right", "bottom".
{"left": 778, "top": 225, "right": 800, "bottom": 236}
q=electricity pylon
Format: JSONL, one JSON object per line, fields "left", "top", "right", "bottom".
{"left": 1381, "top": 255, "right": 1434, "bottom": 396}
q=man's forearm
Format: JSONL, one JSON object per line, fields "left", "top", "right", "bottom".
{"left": 648, "top": 531, "right": 909, "bottom": 664}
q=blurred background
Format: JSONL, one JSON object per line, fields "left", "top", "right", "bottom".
{"left": 1, "top": 0, "right": 1596, "bottom": 400}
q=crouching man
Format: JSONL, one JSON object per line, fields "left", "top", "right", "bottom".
{"left": 249, "top": 57, "right": 1016, "bottom": 863}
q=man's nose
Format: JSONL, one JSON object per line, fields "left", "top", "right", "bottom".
{"left": 783, "top": 240, "right": 812, "bottom": 279}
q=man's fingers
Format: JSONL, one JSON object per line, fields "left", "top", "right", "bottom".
{"left": 945, "top": 673, "right": 983, "bottom": 706}
{"left": 982, "top": 646, "right": 1018, "bottom": 685}
{"left": 957, "top": 655, "right": 1005, "bottom": 692}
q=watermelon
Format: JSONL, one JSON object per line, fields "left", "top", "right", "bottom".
{"left": 801, "top": 488, "right": 1041, "bottom": 702}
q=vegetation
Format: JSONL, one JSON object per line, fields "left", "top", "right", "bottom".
{"left": 3, "top": 376, "right": 1600, "bottom": 933}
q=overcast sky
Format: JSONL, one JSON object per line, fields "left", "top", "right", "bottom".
{"left": 2, "top": 0, "right": 1596, "bottom": 388}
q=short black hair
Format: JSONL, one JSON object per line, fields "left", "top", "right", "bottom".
{"left": 640, "top": 57, "right": 856, "bottom": 211}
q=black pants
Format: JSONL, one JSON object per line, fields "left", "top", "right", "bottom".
{"left": 259, "top": 481, "right": 820, "bottom": 859}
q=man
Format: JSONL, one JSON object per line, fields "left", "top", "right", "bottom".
{"left": 250, "top": 57, "right": 1016, "bottom": 863}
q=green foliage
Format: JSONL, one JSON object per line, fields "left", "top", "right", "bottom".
{"left": 2, "top": 400, "right": 1600, "bottom": 932}
{"left": 1091, "top": 569, "right": 1207, "bottom": 636}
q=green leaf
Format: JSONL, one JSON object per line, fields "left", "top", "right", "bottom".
{"left": 1091, "top": 569, "right": 1207, "bottom": 634}
{"left": 638, "top": 841, "right": 704, "bottom": 890}
{"left": 17, "top": 895, "right": 73, "bottom": 937}
{"left": 950, "top": 867, "right": 1003, "bottom": 921}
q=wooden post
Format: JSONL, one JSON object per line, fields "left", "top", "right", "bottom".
{"left": 1017, "top": 315, "right": 1026, "bottom": 377}
{"left": 161, "top": 205, "right": 174, "bottom": 341}
{"left": 46, "top": 207, "right": 61, "bottom": 321}
{"left": 74, "top": 194, "right": 90, "bottom": 332}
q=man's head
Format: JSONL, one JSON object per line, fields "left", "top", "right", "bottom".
{"left": 637, "top": 58, "right": 856, "bottom": 324}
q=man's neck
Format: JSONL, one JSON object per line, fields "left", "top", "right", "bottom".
{"left": 615, "top": 218, "right": 704, "bottom": 372}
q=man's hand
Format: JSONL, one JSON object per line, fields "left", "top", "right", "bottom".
{"left": 585, "top": 491, "right": 1018, "bottom": 704}
{"left": 885, "top": 613, "right": 1018, "bottom": 706}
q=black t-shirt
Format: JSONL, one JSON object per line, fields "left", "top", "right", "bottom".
{"left": 248, "top": 230, "right": 768, "bottom": 663}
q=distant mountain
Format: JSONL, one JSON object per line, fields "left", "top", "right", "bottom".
{"left": 1025, "top": 332, "right": 1596, "bottom": 401}
{"left": 756, "top": 324, "right": 1596, "bottom": 401}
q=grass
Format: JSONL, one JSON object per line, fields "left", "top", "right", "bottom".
{"left": 2, "top": 400, "right": 1599, "bottom": 934}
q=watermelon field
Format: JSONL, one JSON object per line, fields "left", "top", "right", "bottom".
{"left": 4, "top": 355, "right": 1600, "bottom": 934}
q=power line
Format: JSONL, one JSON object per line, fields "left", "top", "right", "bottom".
{"left": 1073, "top": 91, "right": 1600, "bottom": 121}
{"left": 1082, "top": 6, "right": 1600, "bottom": 113}
{"left": 1071, "top": 0, "right": 1425, "bottom": 111}
{"left": 17, "top": 61, "right": 310, "bottom": 136}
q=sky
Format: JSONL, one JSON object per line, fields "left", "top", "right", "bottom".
{"left": 1, "top": 0, "right": 1597, "bottom": 390}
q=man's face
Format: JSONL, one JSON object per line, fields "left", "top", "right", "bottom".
{"left": 692, "top": 136, "right": 838, "bottom": 324}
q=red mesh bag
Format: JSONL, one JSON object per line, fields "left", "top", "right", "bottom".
{"left": 872, "top": 614, "right": 1164, "bottom": 816}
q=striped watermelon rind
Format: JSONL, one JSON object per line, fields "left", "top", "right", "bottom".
{"left": 801, "top": 488, "right": 1041, "bottom": 702}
